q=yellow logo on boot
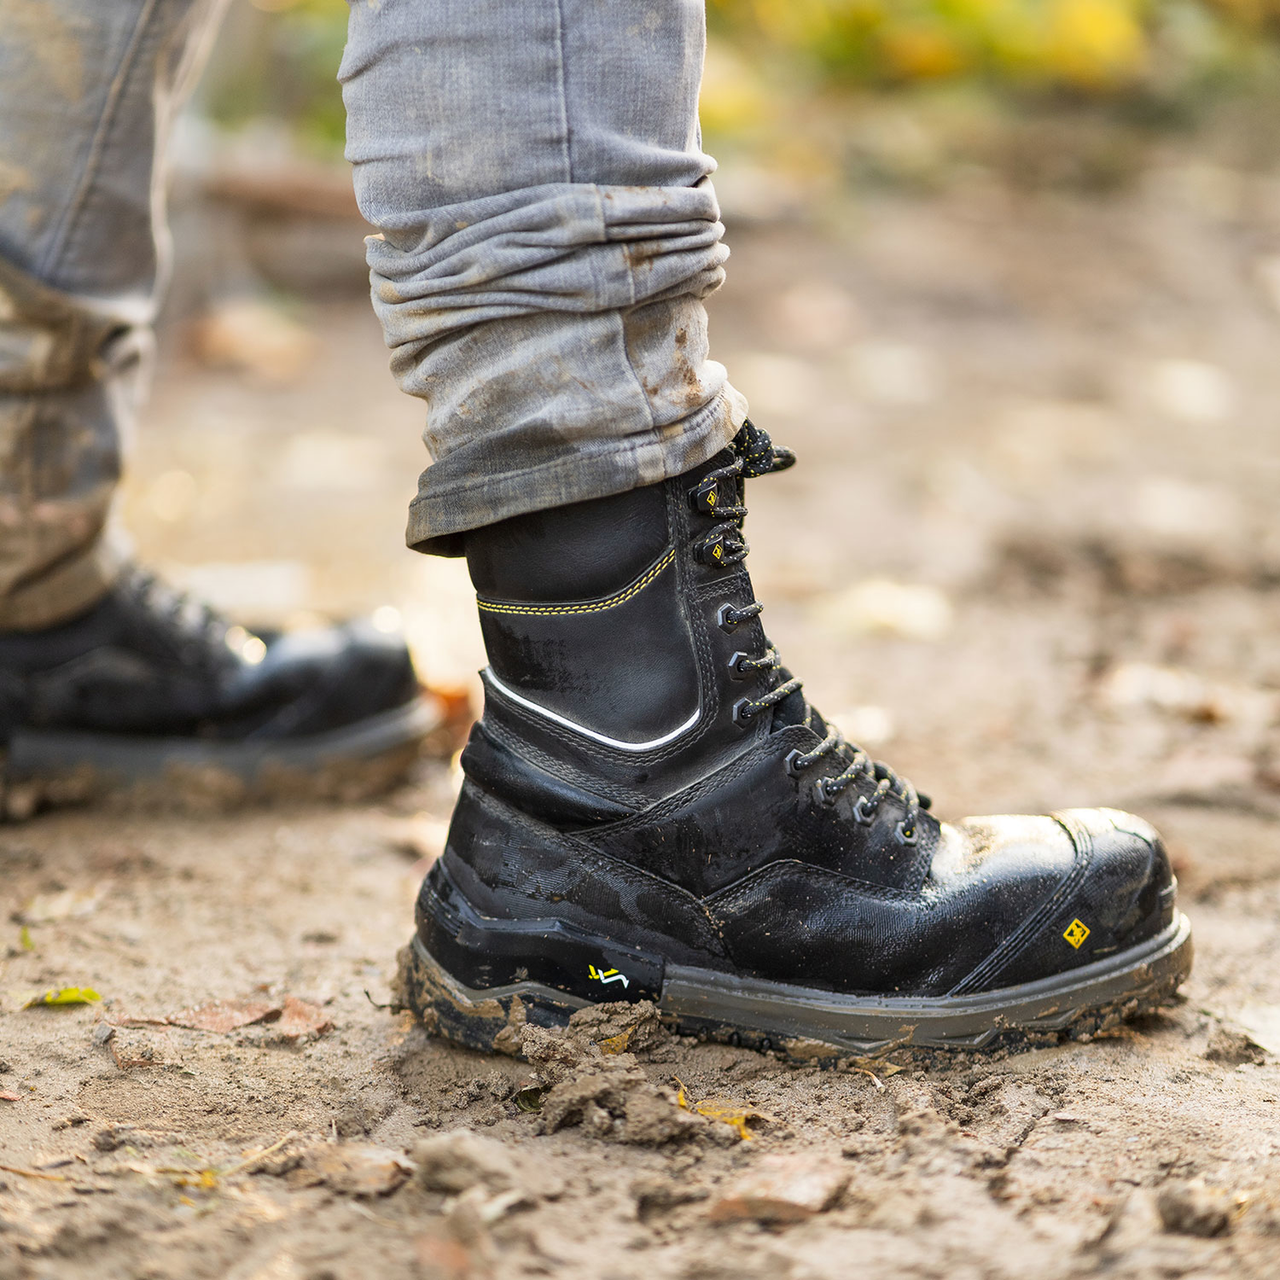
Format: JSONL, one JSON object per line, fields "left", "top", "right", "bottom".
{"left": 1063, "top": 918, "right": 1090, "bottom": 949}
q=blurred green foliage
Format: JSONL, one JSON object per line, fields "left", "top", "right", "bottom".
{"left": 202, "top": 0, "right": 350, "bottom": 154}
{"left": 204, "top": 0, "right": 1280, "bottom": 169}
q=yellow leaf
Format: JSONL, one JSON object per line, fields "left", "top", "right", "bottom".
{"left": 673, "top": 1077, "right": 776, "bottom": 1140}
{"left": 596, "top": 1029, "right": 633, "bottom": 1055}
{"left": 24, "top": 987, "right": 102, "bottom": 1008}
{"left": 692, "top": 1097, "right": 779, "bottom": 1141}
{"left": 18, "top": 927, "right": 33, "bottom": 952}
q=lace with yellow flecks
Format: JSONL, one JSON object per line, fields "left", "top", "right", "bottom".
{"left": 697, "top": 420, "right": 927, "bottom": 848}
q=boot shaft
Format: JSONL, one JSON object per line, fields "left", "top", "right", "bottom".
{"left": 463, "top": 435, "right": 782, "bottom": 803}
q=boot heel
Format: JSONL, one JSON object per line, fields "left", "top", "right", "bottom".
{"left": 393, "top": 933, "right": 584, "bottom": 1055}
{"left": 398, "top": 857, "right": 667, "bottom": 1055}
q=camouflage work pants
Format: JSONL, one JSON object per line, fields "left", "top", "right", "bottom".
{"left": 0, "top": 0, "right": 228, "bottom": 629}
{"left": 0, "top": 0, "right": 742, "bottom": 626}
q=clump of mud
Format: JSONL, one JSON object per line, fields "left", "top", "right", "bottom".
{"left": 515, "top": 1002, "right": 711, "bottom": 1145}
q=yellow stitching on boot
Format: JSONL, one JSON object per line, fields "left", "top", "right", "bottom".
{"left": 476, "top": 547, "right": 676, "bottom": 617}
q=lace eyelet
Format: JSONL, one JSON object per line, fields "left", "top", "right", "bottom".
{"left": 695, "top": 532, "right": 729, "bottom": 568}
{"left": 815, "top": 778, "right": 840, "bottom": 807}
{"left": 895, "top": 820, "right": 918, "bottom": 847}
{"left": 731, "top": 698, "right": 756, "bottom": 728}
{"left": 784, "top": 749, "right": 810, "bottom": 778}
{"left": 727, "top": 651, "right": 755, "bottom": 681}
{"left": 688, "top": 476, "right": 724, "bottom": 516}
{"left": 851, "top": 795, "right": 877, "bottom": 826}
{"left": 716, "top": 603, "right": 741, "bottom": 632}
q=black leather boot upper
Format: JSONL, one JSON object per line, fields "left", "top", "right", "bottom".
{"left": 0, "top": 568, "right": 421, "bottom": 742}
{"left": 436, "top": 424, "right": 1178, "bottom": 1000}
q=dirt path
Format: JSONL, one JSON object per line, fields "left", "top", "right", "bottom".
{"left": 8, "top": 160, "right": 1280, "bottom": 1278}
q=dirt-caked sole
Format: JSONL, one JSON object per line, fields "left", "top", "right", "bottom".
{"left": 397, "top": 898, "right": 1193, "bottom": 1062}
{"left": 0, "top": 698, "right": 439, "bottom": 817}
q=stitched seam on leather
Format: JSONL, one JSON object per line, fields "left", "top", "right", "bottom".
{"left": 485, "top": 670, "right": 700, "bottom": 771}
{"left": 949, "top": 811, "right": 1093, "bottom": 996}
{"left": 476, "top": 549, "right": 674, "bottom": 616}
{"left": 479, "top": 713, "right": 650, "bottom": 806}
{"left": 705, "top": 858, "right": 922, "bottom": 909}
{"left": 589, "top": 736, "right": 767, "bottom": 835}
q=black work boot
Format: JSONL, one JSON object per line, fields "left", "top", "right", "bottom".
{"left": 0, "top": 567, "right": 433, "bottom": 815}
{"left": 399, "top": 423, "right": 1191, "bottom": 1058}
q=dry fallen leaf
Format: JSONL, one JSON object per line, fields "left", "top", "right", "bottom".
{"left": 687, "top": 1097, "right": 779, "bottom": 1141}
{"left": 24, "top": 987, "right": 101, "bottom": 1008}
{"left": 674, "top": 1080, "right": 777, "bottom": 1140}
{"left": 273, "top": 996, "right": 334, "bottom": 1039}
{"left": 0, "top": 1092, "right": 22, "bottom": 1102}
{"left": 111, "top": 995, "right": 334, "bottom": 1038}
{"left": 165, "top": 999, "right": 278, "bottom": 1033}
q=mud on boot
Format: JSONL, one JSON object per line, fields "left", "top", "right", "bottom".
{"left": 402, "top": 422, "right": 1192, "bottom": 1060}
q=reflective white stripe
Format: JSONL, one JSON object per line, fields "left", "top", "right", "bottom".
{"left": 483, "top": 668, "right": 700, "bottom": 752}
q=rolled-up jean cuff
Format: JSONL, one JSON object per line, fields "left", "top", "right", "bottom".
{"left": 407, "top": 388, "right": 744, "bottom": 556}
{"left": 0, "top": 538, "right": 122, "bottom": 631}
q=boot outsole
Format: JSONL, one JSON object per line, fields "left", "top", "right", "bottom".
{"left": 397, "top": 911, "right": 1193, "bottom": 1063}
{"left": 0, "top": 697, "right": 439, "bottom": 817}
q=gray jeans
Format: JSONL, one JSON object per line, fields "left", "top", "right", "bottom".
{"left": 0, "top": 0, "right": 743, "bottom": 627}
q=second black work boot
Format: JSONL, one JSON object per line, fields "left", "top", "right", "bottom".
{"left": 0, "top": 567, "right": 434, "bottom": 815}
{"left": 399, "top": 423, "right": 1192, "bottom": 1058}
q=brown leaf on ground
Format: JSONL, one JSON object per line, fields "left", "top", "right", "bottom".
{"left": 708, "top": 1154, "right": 850, "bottom": 1224}
{"left": 112, "top": 994, "right": 333, "bottom": 1038}
{"left": 166, "top": 999, "right": 279, "bottom": 1033}
{"left": 0, "top": 1092, "right": 22, "bottom": 1102}
{"left": 273, "top": 996, "right": 334, "bottom": 1039}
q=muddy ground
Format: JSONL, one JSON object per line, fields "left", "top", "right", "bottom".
{"left": 9, "top": 146, "right": 1280, "bottom": 1278}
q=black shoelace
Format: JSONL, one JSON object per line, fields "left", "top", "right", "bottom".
{"left": 696, "top": 421, "right": 927, "bottom": 848}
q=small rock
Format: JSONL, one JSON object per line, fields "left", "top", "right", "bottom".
{"left": 708, "top": 1155, "right": 850, "bottom": 1224}
{"left": 302, "top": 1144, "right": 412, "bottom": 1197}
{"left": 90, "top": 1023, "right": 115, "bottom": 1048}
{"left": 1157, "top": 1180, "right": 1235, "bottom": 1238}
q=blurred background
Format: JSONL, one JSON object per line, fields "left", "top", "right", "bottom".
{"left": 138, "top": 0, "right": 1280, "bottom": 844}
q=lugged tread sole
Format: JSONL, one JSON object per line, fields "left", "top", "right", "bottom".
{"left": 0, "top": 698, "right": 438, "bottom": 817}
{"left": 396, "top": 910, "right": 1193, "bottom": 1063}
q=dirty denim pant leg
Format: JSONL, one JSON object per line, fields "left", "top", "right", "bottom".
{"left": 0, "top": 0, "right": 228, "bottom": 630}
{"left": 340, "top": 0, "right": 747, "bottom": 554}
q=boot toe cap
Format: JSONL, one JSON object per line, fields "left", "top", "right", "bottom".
{"left": 973, "top": 806, "right": 1178, "bottom": 992}
{"left": 249, "top": 619, "right": 422, "bottom": 735}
